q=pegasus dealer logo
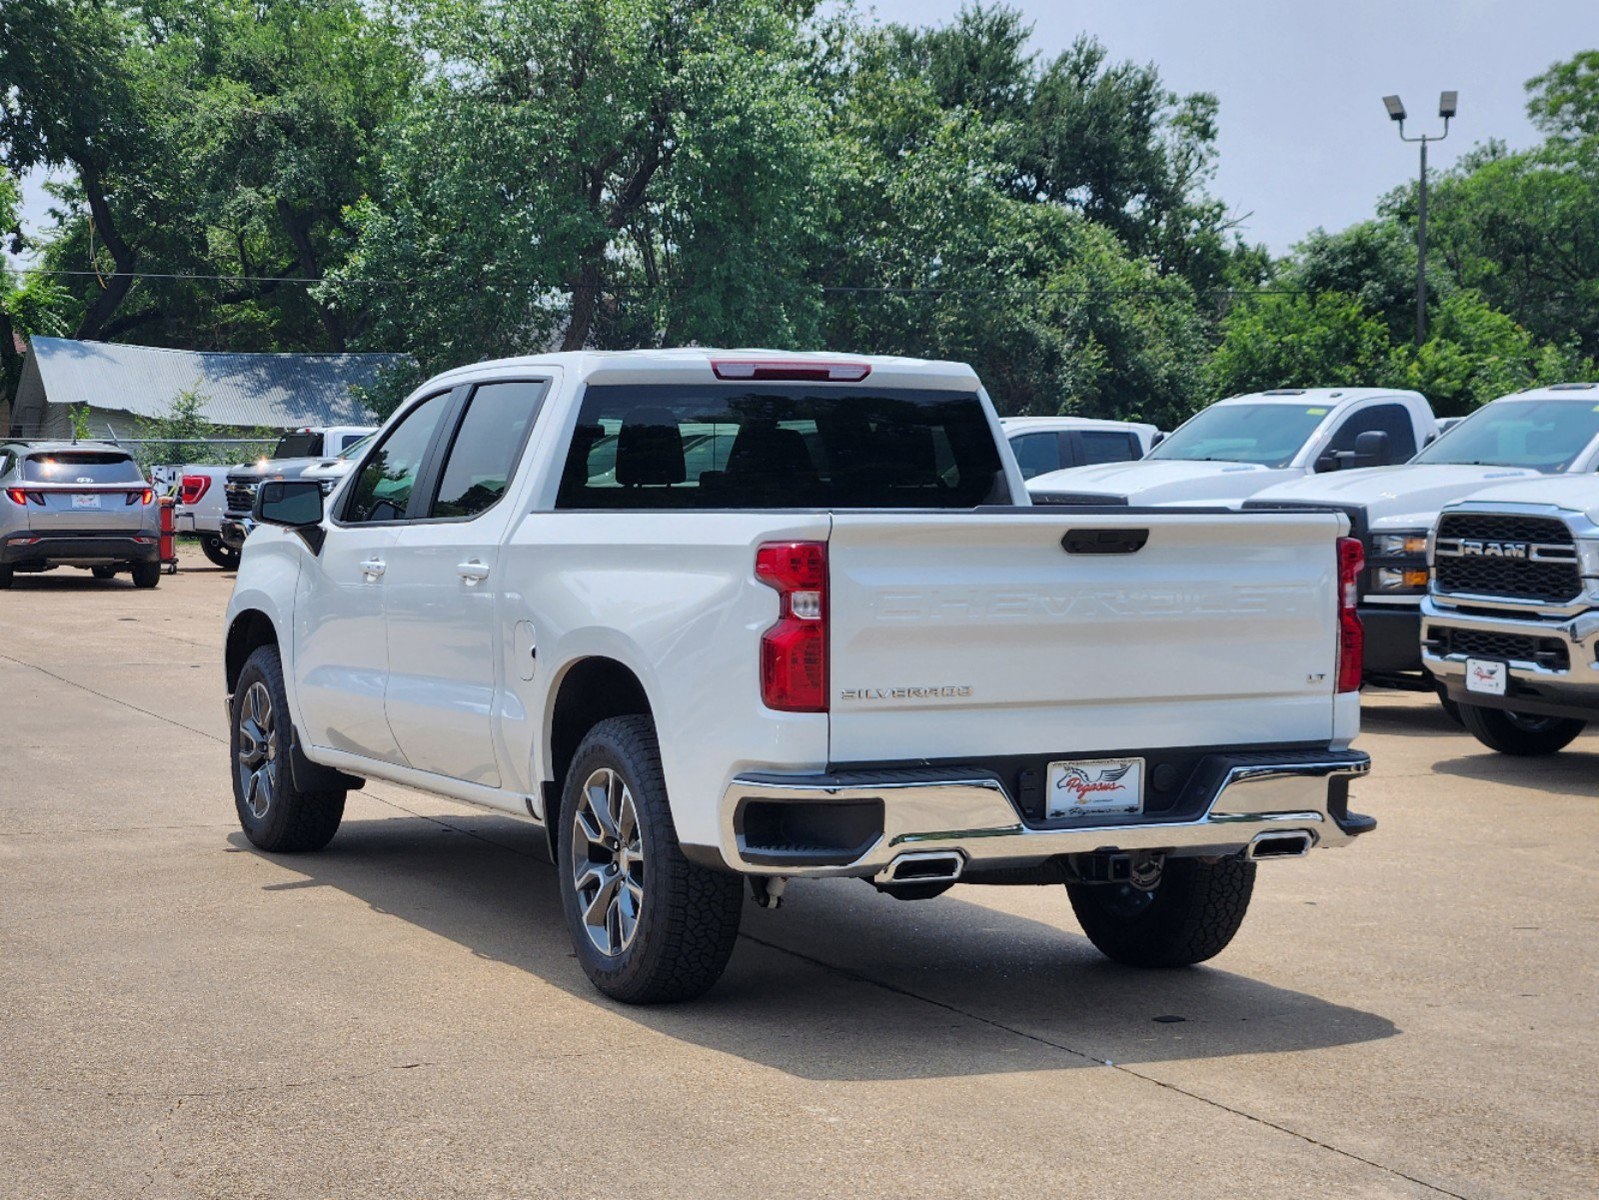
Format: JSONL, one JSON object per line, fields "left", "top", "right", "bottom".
{"left": 1056, "top": 762, "right": 1135, "bottom": 804}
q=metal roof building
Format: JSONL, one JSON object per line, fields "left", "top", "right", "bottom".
{"left": 4, "top": 337, "right": 409, "bottom": 439}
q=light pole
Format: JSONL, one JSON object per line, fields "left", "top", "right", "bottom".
{"left": 1384, "top": 91, "right": 1457, "bottom": 345}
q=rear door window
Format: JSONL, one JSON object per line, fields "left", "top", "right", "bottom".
{"left": 427, "top": 381, "right": 549, "bottom": 519}
{"left": 1009, "top": 432, "right": 1064, "bottom": 479}
{"left": 556, "top": 385, "right": 1008, "bottom": 509}
{"left": 22, "top": 453, "right": 143, "bottom": 483}
{"left": 273, "top": 432, "right": 322, "bottom": 458}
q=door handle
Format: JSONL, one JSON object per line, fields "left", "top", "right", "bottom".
{"left": 457, "top": 560, "right": 490, "bottom": 586}
{"left": 360, "top": 558, "right": 386, "bottom": 580}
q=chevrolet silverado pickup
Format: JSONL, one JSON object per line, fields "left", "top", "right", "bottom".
{"left": 1028, "top": 387, "right": 1436, "bottom": 507}
{"left": 1246, "top": 383, "right": 1599, "bottom": 693}
{"left": 1422, "top": 476, "right": 1599, "bottom": 755}
{"left": 223, "top": 350, "right": 1373, "bottom": 1004}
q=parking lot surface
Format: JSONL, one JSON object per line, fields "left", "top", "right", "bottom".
{"left": 2, "top": 566, "right": 1596, "bottom": 1199}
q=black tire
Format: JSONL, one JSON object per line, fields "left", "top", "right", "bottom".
{"left": 557, "top": 715, "right": 743, "bottom": 1004}
{"left": 131, "top": 561, "right": 160, "bottom": 589}
{"left": 91, "top": 566, "right": 117, "bottom": 580}
{"left": 0, "top": 566, "right": 11, "bottom": 590}
{"left": 1458, "top": 703, "right": 1586, "bottom": 757}
{"left": 1067, "top": 856, "right": 1256, "bottom": 967}
{"left": 1436, "top": 687, "right": 1464, "bottom": 727}
{"left": 201, "top": 534, "right": 240, "bottom": 570}
{"left": 230, "top": 644, "right": 345, "bottom": 852}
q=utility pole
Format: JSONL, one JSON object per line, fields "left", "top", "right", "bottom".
{"left": 1383, "top": 91, "right": 1457, "bottom": 346}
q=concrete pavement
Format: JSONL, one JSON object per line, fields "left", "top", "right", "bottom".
{"left": 1, "top": 566, "right": 1594, "bottom": 1199}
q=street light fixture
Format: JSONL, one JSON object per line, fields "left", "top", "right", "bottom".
{"left": 1385, "top": 91, "right": 1457, "bottom": 345}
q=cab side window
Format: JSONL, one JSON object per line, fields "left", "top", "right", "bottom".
{"left": 1325, "top": 404, "right": 1417, "bottom": 461}
{"left": 428, "top": 381, "right": 549, "bottom": 519}
{"left": 1074, "top": 430, "right": 1142, "bottom": 465}
{"left": 343, "top": 392, "right": 453, "bottom": 524}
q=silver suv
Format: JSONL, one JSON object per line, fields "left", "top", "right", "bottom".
{"left": 0, "top": 442, "right": 163, "bottom": 588}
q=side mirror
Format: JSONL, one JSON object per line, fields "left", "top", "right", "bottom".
{"left": 1314, "top": 452, "right": 1339, "bottom": 473}
{"left": 255, "top": 479, "right": 326, "bottom": 552}
{"left": 256, "top": 478, "right": 323, "bottom": 526}
{"left": 1353, "top": 430, "right": 1392, "bottom": 468}
{"left": 1149, "top": 431, "right": 1165, "bottom": 448}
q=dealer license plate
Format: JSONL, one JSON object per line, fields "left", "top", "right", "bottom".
{"left": 71, "top": 493, "right": 100, "bottom": 509}
{"left": 1045, "top": 757, "right": 1145, "bottom": 819}
{"left": 1465, "top": 658, "right": 1507, "bottom": 696}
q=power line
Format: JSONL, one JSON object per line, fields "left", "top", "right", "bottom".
{"left": 9, "top": 264, "right": 1313, "bottom": 298}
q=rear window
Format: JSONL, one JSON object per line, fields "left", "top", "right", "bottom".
{"left": 555, "top": 385, "right": 1009, "bottom": 509}
{"left": 22, "top": 453, "right": 143, "bottom": 484}
{"left": 272, "top": 432, "right": 322, "bottom": 458}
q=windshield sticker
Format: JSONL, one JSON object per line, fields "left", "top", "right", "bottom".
{"left": 1306, "top": 407, "right": 1327, "bottom": 415}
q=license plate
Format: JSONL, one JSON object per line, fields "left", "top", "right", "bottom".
{"left": 1465, "top": 658, "right": 1507, "bottom": 696}
{"left": 71, "top": 493, "right": 100, "bottom": 509}
{"left": 1046, "top": 757, "right": 1144, "bottom": 819}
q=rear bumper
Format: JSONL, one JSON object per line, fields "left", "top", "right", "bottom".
{"left": 714, "top": 749, "right": 1372, "bottom": 879}
{"left": 1421, "top": 598, "right": 1599, "bottom": 722}
{"left": 2, "top": 531, "right": 160, "bottom": 566}
{"left": 174, "top": 510, "right": 221, "bottom": 536}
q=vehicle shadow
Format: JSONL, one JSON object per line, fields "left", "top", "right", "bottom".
{"left": 1427, "top": 747, "right": 1599, "bottom": 795}
{"left": 4, "top": 574, "right": 135, "bottom": 589}
{"left": 235, "top": 814, "right": 1399, "bottom": 1082}
{"left": 1359, "top": 696, "right": 1462, "bottom": 738}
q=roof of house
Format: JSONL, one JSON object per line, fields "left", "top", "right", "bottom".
{"left": 24, "top": 337, "right": 409, "bottom": 428}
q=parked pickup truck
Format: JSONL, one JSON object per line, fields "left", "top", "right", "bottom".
{"left": 223, "top": 350, "right": 1374, "bottom": 1004}
{"left": 1028, "top": 387, "right": 1436, "bottom": 507}
{"left": 1422, "top": 476, "right": 1599, "bottom": 756}
{"left": 1244, "top": 383, "right": 1599, "bottom": 691}
{"left": 218, "top": 425, "right": 375, "bottom": 553}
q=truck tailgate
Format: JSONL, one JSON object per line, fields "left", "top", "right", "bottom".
{"left": 827, "top": 509, "right": 1348, "bottom": 763}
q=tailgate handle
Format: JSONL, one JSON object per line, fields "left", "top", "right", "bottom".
{"left": 1062, "top": 528, "right": 1148, "bottom": 555}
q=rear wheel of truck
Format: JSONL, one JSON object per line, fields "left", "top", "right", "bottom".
{"left": 230, "top": 645, "right": 345, "bottom": 852}
{"left": 131, "top": 561, "right": 160, "bottom": 588}
{"left": 1457, "top": 704, "right": 1586, "bottom": 757}
{"left": 1067, "top": 857, "right": 1256, "bottom": 968}
{"left": 557, "top": 715, "right": 743, "bottom": 1004}
{"left": 201, "top": 534, "right": 240, "bottom": 570}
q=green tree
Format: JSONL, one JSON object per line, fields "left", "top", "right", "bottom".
{"left": 1394, "top": 291, "right": 1594, "bottom": 415}
{"left": 1206, "top": 293, "right": 1399, "bottom": 397}
{"left": 1527, "top": 49, "right": 1599, "bottom": 139}
{"left": 328, "top": 0, "right": 833, "bottom": 368}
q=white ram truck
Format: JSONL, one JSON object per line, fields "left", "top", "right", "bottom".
{"left": 1422, "top": 476, "right": 1599, "bottom": 756}
{"left": 223, "top": 350, "right": 1374, "bottom": 1004}
{"left": 1028, "top": 387, "right": 1436, "bottom": 507}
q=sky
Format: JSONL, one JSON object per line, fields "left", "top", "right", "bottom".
{"left": 851, "top": 0, "right": 1590, "bottom": 252}
{"left": 7, "top": 0, "right": 1592, "bottom": 263}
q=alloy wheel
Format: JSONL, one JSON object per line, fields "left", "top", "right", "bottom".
{"left": 571, "top": 767, "right": 645, "bottom": 957}
{"left": 236, "top": 681, "right": 278, "bottom": 821}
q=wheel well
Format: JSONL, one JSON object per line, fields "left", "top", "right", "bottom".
{"left": 225, "top": 610, "right": 278, "bottom": 693}
{"left": 545, "top": 657, "right": 652, "bottom": 849}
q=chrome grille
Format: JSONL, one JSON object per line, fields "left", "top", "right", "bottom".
{"left": 1434, "top": 512, "right": 1581, "bottom": 602}
{"left": 224, "top": 482, "right": 257, "bottom": 514}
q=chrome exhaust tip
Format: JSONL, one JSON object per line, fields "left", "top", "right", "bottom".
{"left": 1247, "top": 831, "right": 1314, "bottom": 860}
{"left": 882, "top": 851, "right": 965, "bottom": 885}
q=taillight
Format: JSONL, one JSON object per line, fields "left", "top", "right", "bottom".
{"left": 125, "top": 488, "right": 154, "bottom": 506}
{"left": 1337, "top": 536, "right": 1364, "bottom": 693}
{"left": 180, "top": 474, "right": 211, "bottom": 505}
{"left": 755, "top": 541, "right": 828, "bottom": 712}
{"left": 4, "top": 487, "right": 26, "bottom": 505}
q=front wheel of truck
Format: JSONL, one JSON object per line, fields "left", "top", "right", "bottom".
{"left": 1457, "top": 704, "right": 1586, "bottom": 757}
{"left": 1067, "top": 857, "right": 1256, "bottom": 968}
{"left": 230, "top": 645, "right": 346, "bottom": 852}
{"left": 557, "top": 715, "right": 743, "bottom": 1004}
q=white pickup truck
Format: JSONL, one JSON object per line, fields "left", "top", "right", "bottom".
{"left": 1244, "top": 383, "right": 1599, "bottom": 691}
{"left": 1028, "top": 387, "right": 1437, "bottom": 507}
{"left": 223, "top": 350, "right": 1373, "bottom": 1003}
{"left": 1422, "top": 476, "right": 1599, "bottom": 756}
